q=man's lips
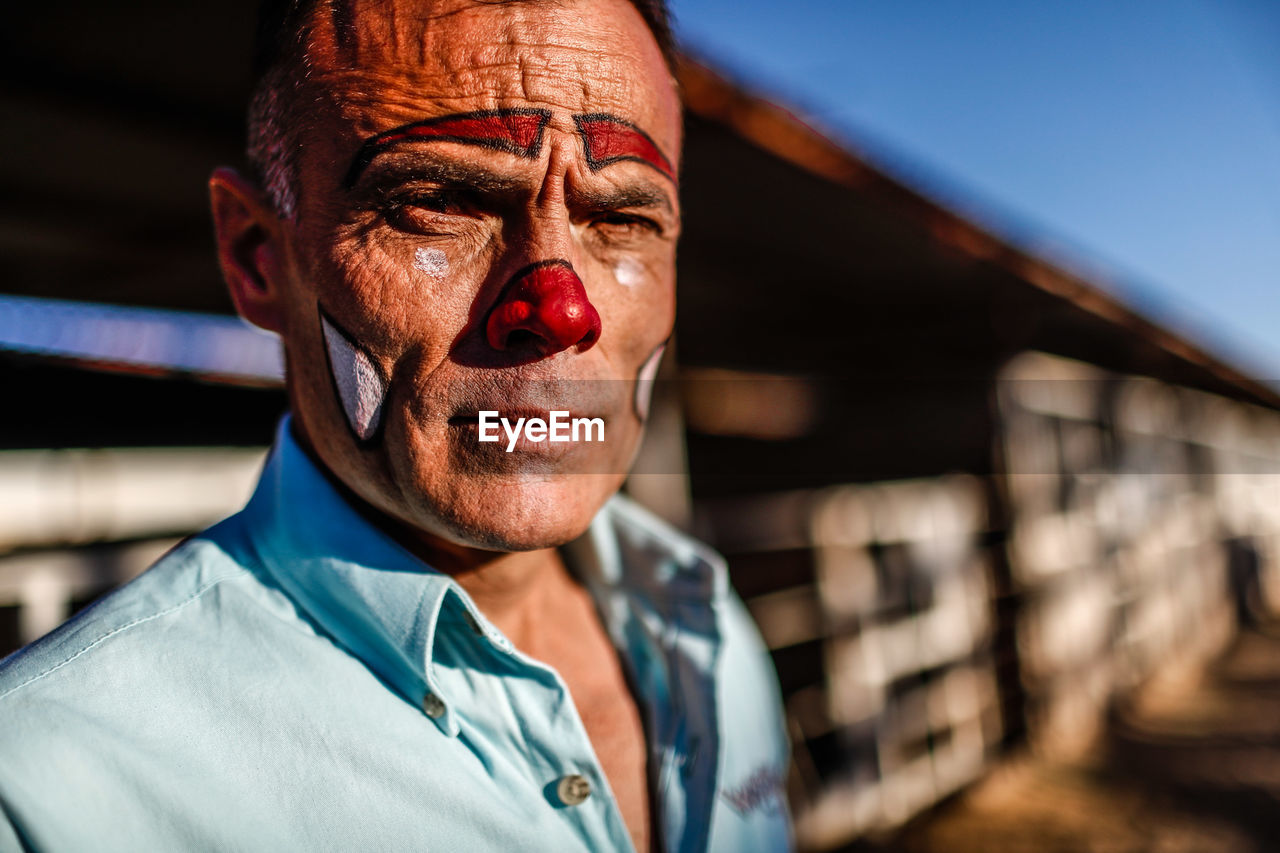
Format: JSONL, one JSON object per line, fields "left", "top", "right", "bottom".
{"left": 446, "top": 408, "right": 610, "bottom": 458}
{"left": 439, "top": 374, "right": 625, "bottom": 441}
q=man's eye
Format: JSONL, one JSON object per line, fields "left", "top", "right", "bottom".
{"left": 396, "top": 192, "right": 464, "bottom": 214}
{"left": 383, "top": 193, "right": 468, "bottom": 232}
{"left": 592, "top": 213, "right": 660, "bottom": 237}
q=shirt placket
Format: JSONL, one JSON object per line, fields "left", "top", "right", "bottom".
{"left": 431, "top": 594, "right": 638, "bottom": 853}
{"left": 595, "top": 579, "right": 724, "bottom": 853}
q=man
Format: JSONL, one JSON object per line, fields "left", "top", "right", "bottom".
{"left": 0, "top": 1, "right": 791, "bottom": 850}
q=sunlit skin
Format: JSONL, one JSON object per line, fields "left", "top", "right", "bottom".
{"left": 209, "top": 1, "right": 679, "bottom": 848}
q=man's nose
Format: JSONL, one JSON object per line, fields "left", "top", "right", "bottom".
{"left": 485, "top": 260, "right": 601, "bottom": 355}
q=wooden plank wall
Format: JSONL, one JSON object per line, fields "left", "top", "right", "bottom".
{"left": 698, "top": 476, "right": 1000, "bottom": 849}
{"left": 999, "top": 351, "right": 1280, "bottom": 755}
{"left": 0, "top": 446, "right": 266, "bottom": 656}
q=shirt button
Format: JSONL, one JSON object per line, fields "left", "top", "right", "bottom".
{"left": 422, "top": 693, "right": 446, "bottom": 718}
{"left": 556, "top": 774, "right": 592, "bottom": 806}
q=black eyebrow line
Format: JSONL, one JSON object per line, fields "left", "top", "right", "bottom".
{"left": 343, "top": 108, "right": 551, "bottom": 188}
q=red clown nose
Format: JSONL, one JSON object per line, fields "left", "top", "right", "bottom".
{"left": 485, "top": 261, "right": 602, "bottom": 355}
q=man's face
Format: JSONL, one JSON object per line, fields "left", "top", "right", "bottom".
{"left": 264, "top": 0, "right": 680, "bottom": 553}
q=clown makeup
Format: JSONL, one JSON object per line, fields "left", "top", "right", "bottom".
{"left": 574, "top": 114, "right": 676, "bottom": 182}
{"left": 321, "top": 244, "right": 448, "bottom": 446}
{"left": 634, "top": 343, "right": 666, "bottom": 421}
{"left": 320, "top": 308, "right": 388, "bottom": 442}
{"left": 413, "top": 246, "right": 449, "bottom": 278}
{"left": 208, "top": 0, "right": 686, "bottom": 558}
{"left": 613, "top": 256, "right": 645, "bottom": 288}
{"left": 344, "top": 108, "right": 550, "bottom": 186}
{"left": 328, "top": 107, "right": 675, "bottom": 444}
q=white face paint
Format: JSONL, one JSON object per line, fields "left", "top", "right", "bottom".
{"left": 613, "top": 256, "right": 645, "bottom": 288}
{"left": 413, "top": 247, "right": 449, "bottom": 278}
{"left": 634, "top": 343, "right": 665, "bottom": 421}
{"left": 321, "top": 313, "right": 387, "bottom": 442}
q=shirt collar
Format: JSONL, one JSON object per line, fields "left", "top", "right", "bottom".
{"left": 240, "top": 417, "right": 726, "bottom": 734}
{"left": 565, "top": 491, "right": 728, "bottom": 606}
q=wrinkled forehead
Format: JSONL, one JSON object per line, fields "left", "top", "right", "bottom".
{"left": 299, "top": 0, "right": 679, "bottom": 149}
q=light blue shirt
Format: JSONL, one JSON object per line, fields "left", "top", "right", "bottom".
{"left": 0, "top": 420, "right": 791, "bottom": 852}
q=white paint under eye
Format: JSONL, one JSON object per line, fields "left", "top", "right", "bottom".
{"left": 613, "top": 257, "right": 645, "bottom": 288}
{"left": 634, "top": 343, "right": 666, "bottom": 421}
{"left": 413, "top": 247, "right": 449, "bottom": 278}
{"left": 321, "top": 314, "right": 387, "bottom": 441}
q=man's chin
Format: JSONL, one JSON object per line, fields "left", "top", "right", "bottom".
{"left": 413, "top": 473, "right": 622, "bottom": 554}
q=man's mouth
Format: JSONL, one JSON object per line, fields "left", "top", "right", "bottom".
{"left": 445, "top": 376, "right": 619, "bottom": 431}
{"left": 449, "top": 408, "right": 607, "bottom": 455}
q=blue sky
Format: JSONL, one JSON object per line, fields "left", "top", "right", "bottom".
{"left": 673, "top": 0, "right": 1280, "bottom": 378}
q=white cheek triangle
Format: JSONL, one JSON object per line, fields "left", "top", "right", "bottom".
{"left": 634, "top": 343, "right": 666, "bottom": 421}
{"left": 320, "top": 311, "right": 387, "bottom": 442}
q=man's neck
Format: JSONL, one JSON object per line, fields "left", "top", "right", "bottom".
{"left": 288, "top": 415, "right": 581, "bottom": 650}
{"left": 447, "top": 547, "right": 580, "bottom": 648}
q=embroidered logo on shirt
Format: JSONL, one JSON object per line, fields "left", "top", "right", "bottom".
{"left": 720, "top": 764, "right": 786, "bottom": 817}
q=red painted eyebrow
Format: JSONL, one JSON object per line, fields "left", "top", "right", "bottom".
{"left": 573, "top": 114, "right": 675, "bottom": 182}
{"left": 344, "top": 109, "right": 551, "bottom": 186}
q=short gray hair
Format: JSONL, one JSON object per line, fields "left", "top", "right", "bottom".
{"left": 247, "top": 76, "right": 301, "bottom": 219}
{"left": 244, "top": 0, "right": 677, "bottom": 220}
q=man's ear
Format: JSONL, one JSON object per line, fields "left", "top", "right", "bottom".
{"left": 209, "top": 167, "right": 289, "bottom": 334}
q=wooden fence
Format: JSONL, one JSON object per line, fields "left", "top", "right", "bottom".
{"left": 698, "top": 476, "right": 1000, "bottom": 848}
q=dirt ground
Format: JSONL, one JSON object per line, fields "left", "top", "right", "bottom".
{"left": 858, "top": 621, "right": 1280, "bottom": 853}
